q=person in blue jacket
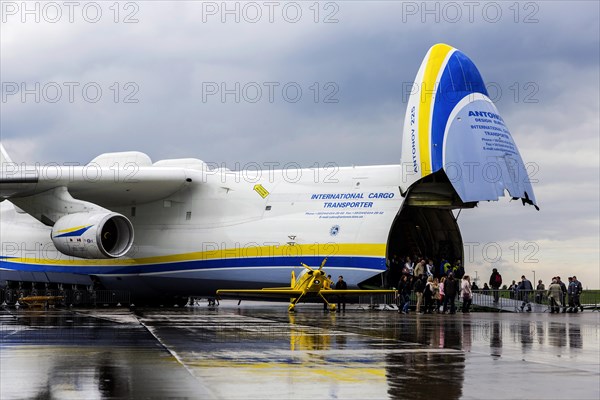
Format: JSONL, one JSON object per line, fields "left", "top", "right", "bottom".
{"left": 517, "top": 275, "right": 533, "bottom": 312}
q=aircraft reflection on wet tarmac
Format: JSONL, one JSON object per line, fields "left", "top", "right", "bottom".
{"left": 1, "top": 303, "right": 598, "bottom": 399}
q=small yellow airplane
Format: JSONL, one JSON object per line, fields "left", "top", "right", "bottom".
{"left": 216, "top": 258, "right": 397, "bottom": 312}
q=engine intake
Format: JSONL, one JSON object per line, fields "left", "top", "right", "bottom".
{"left": 52, "top": 212, "right": 134, "bottom": 259}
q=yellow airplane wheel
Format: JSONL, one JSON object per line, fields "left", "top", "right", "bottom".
{"left": 329, "top": 304, "right": 337, "bottom": 312}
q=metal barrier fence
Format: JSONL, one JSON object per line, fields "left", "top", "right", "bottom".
{"left": 0, "top": 288, "right": 131, "bottom": 307}
{"left": 2, "top": 287, "right": 597, "bottom": 311}
{"left": 358, "top": 290, "right": 600, "bottom": 312}
{"left": 470, "top": 289, "right": 600, "bottom": 312}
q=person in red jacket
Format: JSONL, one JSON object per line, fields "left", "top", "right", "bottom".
{"left": 489, "top": 268, "right": 502, "bottom": 303}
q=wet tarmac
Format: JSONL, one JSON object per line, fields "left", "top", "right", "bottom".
{"left": 1, "top": 302, "right": 598, "bottom": 399}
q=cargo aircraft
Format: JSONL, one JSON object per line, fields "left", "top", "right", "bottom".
{"left": 0, "top": 44, "right": 538, "bottom": 306}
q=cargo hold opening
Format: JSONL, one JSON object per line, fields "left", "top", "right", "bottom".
{"left": 361, "top": 171, "right": 472, "bottom": 288}
{"left": 373, "top": 204, "right": 463, "bottom": 289}
{"left": 386, "top": 205, "right": 463, "bottom": 270}
{"left": 361, "top": 203, "right": 464, "bottom": 288}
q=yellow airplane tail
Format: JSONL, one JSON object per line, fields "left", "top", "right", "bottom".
{"left": 290, "top": 271, "right": 296, "bottom": 288}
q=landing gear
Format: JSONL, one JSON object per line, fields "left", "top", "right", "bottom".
{"left": 288, "top": 293, "right": 307, "bottom": 313}
{"left": 318, "top": 293, "right": 336, "bottom": 312}
{"left": 72, "top": 290, "right": 83, "bottom": 306}
{"left": 4, "top": 288, "right": 17, "bottom": 306}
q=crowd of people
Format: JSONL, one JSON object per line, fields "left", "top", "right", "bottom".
{"left": 387, "top": 255, "right": 471, "bottom": 314}
{"left": 545, "top": 276, "right": 584, "bottom": 313}
{"left": 384, "top": 254, "right": 586, "bottom": 314}
{"left": 385, "top": 255, "right": 465, "bottom": 286}
{"left": 487, "top": 272, "right": 585, "bottom": 313}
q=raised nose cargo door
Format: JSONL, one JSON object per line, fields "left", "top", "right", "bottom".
{"left": 400, "top": 43, "right": 538, "bottom": 210}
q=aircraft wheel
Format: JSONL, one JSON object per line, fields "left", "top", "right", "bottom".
{"left": 73, "top": 290, "right": 83, "bottom": 306}
{"left": 17, "top": 290, "right": 26, "bottom": 302}
{"left": 58, "top": 291, "right": 67, "bottom": 307}
{"left": 4, "top": 289, "right": 17, "bottom": 306}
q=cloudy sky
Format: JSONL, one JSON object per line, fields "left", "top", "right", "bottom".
{"left": 1, "top": 1, "right": 598, "bottom": 288}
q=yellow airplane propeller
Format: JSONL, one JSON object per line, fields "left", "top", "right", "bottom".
{"left": 300, "top": 257, "right": 326, "bottom": 273}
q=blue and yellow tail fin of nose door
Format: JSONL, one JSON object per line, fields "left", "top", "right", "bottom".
{"left": 401, "top": 43, "right": 538, "bottom": 209}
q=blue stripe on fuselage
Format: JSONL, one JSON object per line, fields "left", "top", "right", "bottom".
{"left": 0, "top": 255, "right": 386, "bottom": 276}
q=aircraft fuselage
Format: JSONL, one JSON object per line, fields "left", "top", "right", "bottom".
{"left": 1, "top": 164, "right": 406, "bottom": 298}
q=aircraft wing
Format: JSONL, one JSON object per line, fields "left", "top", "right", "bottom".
{"left": 0, "top": 146, "right": 204, "bottom": 228}
{"left": 0, "top": 152, "right": 196, "bottom": 208}
{"left": 216, "top": 289, "right": 304, "bottom": 299}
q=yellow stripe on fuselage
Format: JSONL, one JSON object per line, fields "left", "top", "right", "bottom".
{"left": 418, "top": 43, "right": 453, "bottom": 177}
{"left": 5, "top": 243, "right": 386, "bottom": 266}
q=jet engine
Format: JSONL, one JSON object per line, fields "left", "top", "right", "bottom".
{"left": 51, "top": 212, "right": 134, "bottom": 259}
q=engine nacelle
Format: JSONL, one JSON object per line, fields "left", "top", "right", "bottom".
{"left": 51, "top": 212, "right": 134, "bottom": 259}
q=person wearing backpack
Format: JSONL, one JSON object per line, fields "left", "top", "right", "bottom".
{"left": 517, "top": 275, "right": 533, "bottom": 312}
{"left": 489, "top": 268, "right": 502, "bottom": 303}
